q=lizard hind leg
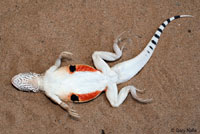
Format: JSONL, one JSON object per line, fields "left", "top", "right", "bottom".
{"left": 92, "top": 32, "right": 130, "bottom": 73}
{"left": 106, "top": 84, "right": 152, "bottom": 107}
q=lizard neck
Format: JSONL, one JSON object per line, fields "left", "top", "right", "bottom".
{"left": 35, "top": 75, "right": 44, "bottom": 92}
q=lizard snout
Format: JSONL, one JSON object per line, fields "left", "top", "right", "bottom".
{"left": 11, "top": 72, "right": 40, "bottom": 92}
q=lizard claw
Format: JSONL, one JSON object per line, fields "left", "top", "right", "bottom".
{"left": 122, "top": 38, "right": 132, "bottom": 49}
{"left": 135, "top": 97, "right": 153, "bottom": 104}
{"left": 114, "top": 31, "right": 126, "bottom": 44}
{"left": 114, "top": 31, "right": 132, "bottom": 52}
{"left": 59, "top": 51, "right": 73, "bottom": 59}
{"left": 68, "top": 108, "right": 80, "bottom": 119}
{"left": 120, "top": 43, "right": 126, "bottom": 51}
{"left": 60, "top": 102, "right": 80, "bottom": 118}
{"left": 136, "top": 88, "right": 146, "bottom": 94}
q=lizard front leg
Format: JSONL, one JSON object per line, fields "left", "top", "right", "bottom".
{"left": 45, "top": 92, "right": 80, "bottom": 118}
{"left": 46, "top": 51, "right": 72, "bottom": 73}
{"left": 106, "top": 84, "right": 152, "bottom": 107}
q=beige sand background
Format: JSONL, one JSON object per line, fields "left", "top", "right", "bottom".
{"left": 0, "top": 0, "right": 199, "bottom": 134}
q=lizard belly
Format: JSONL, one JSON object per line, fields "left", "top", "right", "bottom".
{"left": 62, "top": 71, "right": 108, "bottom": 102}
{"left": 44, "top": 66, "right": 108, "bottom": 103}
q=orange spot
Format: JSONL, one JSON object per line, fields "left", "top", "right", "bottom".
{"left": 66, "top": 64, "right": 98, "bottom": 74}
{"left": 78, "top": 90, "right": 102, "bottom": 102}
{"left": 64, "top": 87, "right": 107, "bottom": 102}
{"left": 67, "top": 90, "right": 102, "bottom": 102}
{"left": 76, "top": 65, "right": 97, "bottom": 72}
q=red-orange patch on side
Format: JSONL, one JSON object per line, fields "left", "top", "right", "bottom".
{"left": 76, "top": 65, "right": 97, "bottom": 72}
{"left": 65, "top": 88, "right": 107, "bottom": 102}
{"left": 78, "top": 90, "right": 102, "bottom": 102}
{"left": 66, "top": 64, "right": 98, "bottom": 74}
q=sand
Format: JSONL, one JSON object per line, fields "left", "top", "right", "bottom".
{"left": 0, "top": 0, "right": 199, "bottom": 134}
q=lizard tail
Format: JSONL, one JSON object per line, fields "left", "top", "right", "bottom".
{"left": 111, "top": 15, "right": 192, "bottom": 84}
{"left": 139, "top": 15, "right": 192, "bottom": 58}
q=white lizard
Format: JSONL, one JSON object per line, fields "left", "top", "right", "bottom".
{"left": 11, "top": 15, "right": 191, "bottom": 118}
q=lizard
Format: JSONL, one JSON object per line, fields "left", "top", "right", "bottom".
{"left": 11, "top": 15, "right": 192, "bottom": 118}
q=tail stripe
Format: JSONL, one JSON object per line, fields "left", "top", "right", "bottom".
{"left": 157, "top": 28, "right": 163, "bottom": 33}
{"left": 151, "top": 40, "right": 156, "bottom": 45}
{"left": 154, "top": 34, "right": 160, "bottom": 39}
{"left": 167, "top": 18, "right": 170, "bottom": 23}
{"left": 174, "top": 15, "right": 180, "bottom": 19}
{"left": 161, "top": 23, "right": 166, "bottom": 27}
{"left": 149, "top": 46, "right": 153, "bottom": 50}
{"left": 152, "top": 36, "right": 159, "bottom": 44}
{"left": 160, "top": 24, "right": 165, "bottom": 30}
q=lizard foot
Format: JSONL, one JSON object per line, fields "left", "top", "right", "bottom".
{"left": 68, "top": 108, "right": 80, "bottom": 119}
{"left": 114, "top": 31, "right": 132, "bottom": 51}
{"left": 114, "top": 31, "right": 127, "bottom": 43}
{"left": 130, "top": 87, "right": 153, "bottom": 103}
{"left": 60, "top": 102, "right": 80, "bottom": 119}
{"left": 59, "top": 51, "right": 73, "bottom": 59}
{"left": 136, "top": 88, "right": 146, "bottom": 94}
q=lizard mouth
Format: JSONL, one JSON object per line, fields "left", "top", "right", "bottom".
{"left": 11, "top": 72, "right": 40, "bottom": 92}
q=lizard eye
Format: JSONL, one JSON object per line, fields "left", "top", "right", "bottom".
{"left": 11, "top": 72, "right": 40, "bottom": 92}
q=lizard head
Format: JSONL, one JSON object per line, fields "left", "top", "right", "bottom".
{"left": 11, "top": 72, "right": 40, "bottom": 92}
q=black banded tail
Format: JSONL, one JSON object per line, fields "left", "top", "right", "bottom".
{"left": 112, "top": 15, "right": 192, "bottom": 84}
{"left": 144, "top": 15, "right": 192, "bottom": 56}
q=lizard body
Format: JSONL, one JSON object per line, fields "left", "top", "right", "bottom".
{"left": 11, "top": 15, "right": 192, "bottom": 118}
